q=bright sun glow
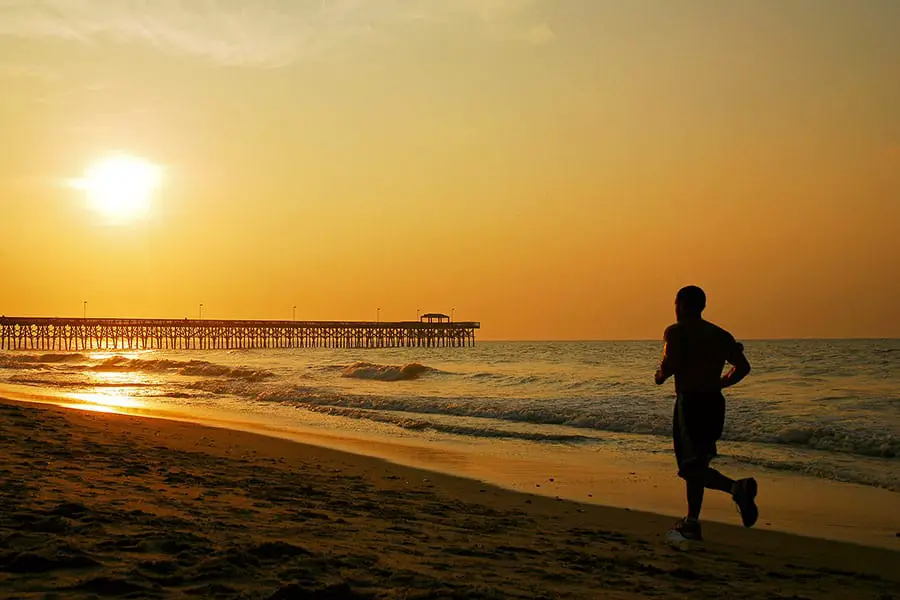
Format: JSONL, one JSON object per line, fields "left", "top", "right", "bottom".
{"left": 71, "top": 155, "right": 163, "bottom": 221}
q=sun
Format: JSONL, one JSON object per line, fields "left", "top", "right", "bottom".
{"left": 71, "top": 154, "right": 163, "bottom": 221}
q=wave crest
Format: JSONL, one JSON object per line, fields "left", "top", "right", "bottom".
{"left": 0, "top": 353, "right": 89, "bottom": 369}
{"left": 341, "top": 362, "right": 437, "bottom": 382}
{"left": 89, "top": 356, "right": 274, "bottom": 381}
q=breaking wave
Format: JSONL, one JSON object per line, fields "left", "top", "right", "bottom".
{"left": 341, "top": 362, "right": 440, "bottom": 382}
{"left": 86, "top": 356, "right": 274, "bottom": 381}
{"left": 0, "top": 352, "right": 275, "bottom": 382}
{"left": 0, "top": 353, "right": 89, "bottom": 363}
{"left": 0, "top": 353, "right": 89, "bottom": 369}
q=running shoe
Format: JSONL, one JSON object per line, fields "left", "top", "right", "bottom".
{"left": 732, "top": 477, "right": 759, "bottom": 528}
{"left": 670, "top": 517, "right": 703, "bottom": 541}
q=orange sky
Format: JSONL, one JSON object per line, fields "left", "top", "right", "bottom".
{"left": 1, "top": 1, "right": 898, "bottom": 340}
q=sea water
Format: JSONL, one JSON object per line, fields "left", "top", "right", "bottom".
{"left": 1, "top": 340, "right": 897, "bottom": 492}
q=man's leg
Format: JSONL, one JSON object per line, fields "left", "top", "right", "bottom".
{"left": 702, "top": 467, "right": 734, "bottom": 494}
{"left": 684, "top": 466, "right": 734, "bottom": 520}
{"left": 690, "top": 466, "right": 758, "bottom": 528}
{"left": 686, "top": 477, "right": 704, "bottom": 520}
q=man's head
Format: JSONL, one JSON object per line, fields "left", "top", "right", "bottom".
{"left": 675, "top": 285, "right": 706, "bottom": 321}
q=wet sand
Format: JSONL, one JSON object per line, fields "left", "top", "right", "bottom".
{"left": 1, "top": 399, "right": 898, "bottom": 599}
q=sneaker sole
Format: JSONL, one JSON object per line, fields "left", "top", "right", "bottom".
{"left": 667, "top": 525, "right": 703, "bottom": 542}
{"left": 665, "top": 529, "right": 696, "bottom": 550}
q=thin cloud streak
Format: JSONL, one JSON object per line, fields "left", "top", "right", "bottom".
{"left": 0, "top": 0, "right": 554, "bottom": 68}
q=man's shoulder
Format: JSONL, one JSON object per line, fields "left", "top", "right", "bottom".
{"left": 663, "top": 323, "right": 681, "bottom": 341}
{"left": 701, "top": 320, "right": 736, "bottom": 342}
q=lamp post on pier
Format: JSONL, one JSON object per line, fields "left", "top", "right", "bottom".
{"left": 293, "top": 305, "right": 297, "bottom": 321}
{"left": 451, "top": 307, "right": 456, "bottom": 322}
{"left": 199, "top": 303, "right": 203, "bottom": 320}
{"left": 83, "top": 300, "right": 87, "bottom": 320}
{"left": 377, "top": 308, "right": 381, "bottom": 323}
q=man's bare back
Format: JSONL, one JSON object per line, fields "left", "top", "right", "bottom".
{"left": 655, "top": 319, "right": 750, "bottom": 394}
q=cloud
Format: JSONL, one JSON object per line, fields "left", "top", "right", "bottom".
{"left": 442, "top": 0, "right": 555, "bottom": 45}
{"left": 0, "top": 0, "right": 554, "bottom": 68}
{"left": 0, "top": 1, "right": 332, "bottom": 68}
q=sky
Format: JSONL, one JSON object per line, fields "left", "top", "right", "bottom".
{"left": 0, "top": 0, "right": 898, "bottom": 340}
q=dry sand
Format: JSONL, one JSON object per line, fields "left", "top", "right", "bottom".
{"left": 1, "top": 399, "right": 898, "bottom": 599}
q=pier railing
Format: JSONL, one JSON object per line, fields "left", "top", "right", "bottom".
{"left": 0, "top": 317, "right": 480, "bottom": 351}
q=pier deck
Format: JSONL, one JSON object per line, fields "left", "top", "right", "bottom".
{"left": 0, "top": 317, "right": 480, "bottom": 351}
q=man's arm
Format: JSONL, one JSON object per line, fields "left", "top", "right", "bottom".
{"left": 720, "top": 341, "right": 751, "bottom": 389}
{"left": 655, "top": 342, "right": 674, "bottom": 385}
{"left": 655, "top": 327, "right": 677, "bottom": 385}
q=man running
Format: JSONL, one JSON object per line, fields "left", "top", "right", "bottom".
{"left": 655, "top": 285, "right": 757, "bottom": 541}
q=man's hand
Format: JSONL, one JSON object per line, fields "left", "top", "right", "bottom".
{"left": 655, "top": 338, "right": 674, "bottom": 385}
{"left": 655, "top": 366, "right": 669, "bottom": 385}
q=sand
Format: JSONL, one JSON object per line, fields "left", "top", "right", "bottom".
{"left": 6, "top": 383, "right": 899, "bottom": 551}
{"left": 1, "top": 399, "right": 898, "bottom": 599}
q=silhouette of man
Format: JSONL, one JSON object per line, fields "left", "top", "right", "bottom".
{"left": 655, "top": 285, "right": 757, "bottom": 541}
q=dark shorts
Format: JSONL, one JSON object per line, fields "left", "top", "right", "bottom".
{"left": 673, "top": 392, "right": 726, "bottom": 479}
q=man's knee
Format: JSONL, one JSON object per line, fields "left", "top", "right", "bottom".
{"left": 677, "top": 461, "right": 708, "bottom": 481}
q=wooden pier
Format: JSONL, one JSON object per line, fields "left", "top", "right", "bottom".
{"left": 0, "top": 317, "right": 480, "bottom": 351}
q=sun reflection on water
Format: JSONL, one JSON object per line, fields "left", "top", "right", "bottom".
{"left": 86, "top": 370, "right": 156, "bottom": 386}
{"left": 68, "top": 391, "right": 145, "bottom": 413}
{"left": 63, "top": 403, "right": 118, "bottom": 414}
{"left": 87, "top": 352, "right": 143, "bottom": 361}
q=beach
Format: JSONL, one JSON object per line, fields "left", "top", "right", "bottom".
{"left": 1, "top": 398, "right": 898, "bottom": 599}
{"left": 4, "top": 1, "right": 899, "bottom": 597}
{"left": 2, "top": 341, "right": 899, "bottom": 553}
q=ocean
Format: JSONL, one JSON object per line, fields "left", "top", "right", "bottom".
{"left": 1, "top": 340, "right": 898, "bottom": 492}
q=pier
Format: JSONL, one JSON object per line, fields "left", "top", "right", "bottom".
{"left": 0, "top": 317, "right": 480, "bottom": 351}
